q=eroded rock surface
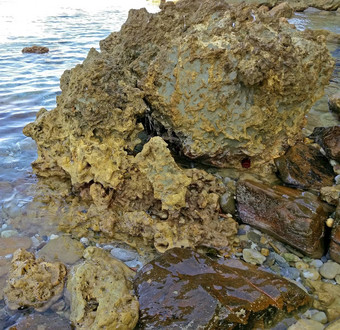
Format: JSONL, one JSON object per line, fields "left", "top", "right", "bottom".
{"left": 22, "top": 45, "right": 49, "bottom": 54}
{"left": 4, "top": 249, "right": 67, "bottom": 312}
{"left": 134, "top": 248, "right": 311, "bottom": 329}
{"left": 274, "top": 142, "right": 335, "bottom": 190}
{"left": 236, "top": 180, "right": 329, "bottom": 257}
{"left": 67, "top": 246, "right": 139, "bottom": 329}
{"left": 24, "top": 0, "right": 333, "bottom": 177}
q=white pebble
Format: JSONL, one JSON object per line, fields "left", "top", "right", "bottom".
{"left": 80, "top": 237, "right": 89, "bottom": 246}
{"left": 49, "top": 234, "right": 59, "bottom": 240}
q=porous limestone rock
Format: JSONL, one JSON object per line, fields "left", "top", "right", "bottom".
{"left": 23, "top": 0, "right": 333, "bottom": 248}
{"left": 4, "top": 249, "right": 67, "bottom": 312}
{"left": 24, "top": 0, "right": 334, "bottom": 179}
{"left": 67, "top": 247, "right": 139, "bottom": 330}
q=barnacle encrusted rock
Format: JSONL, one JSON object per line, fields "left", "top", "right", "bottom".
{"left": 67, "top": 247, "right": 139, "bottom": 330}
{"left": 4, "top": 249, "right": 67, "bottom": 312}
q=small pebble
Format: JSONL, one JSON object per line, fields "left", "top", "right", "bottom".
{"left": 242, "top": 248, "right": 266, "bottom": 265}
{"left": 281, "top": 267, "right": 300, "bottom": 280}
{"left": 1, "top": 230, "right": 18, "bottom": 238}
{"left": 295, "top": 261, "right": 309, "bottom": 270}
{"left": 283, "top": 253, "right": 301, "bottom": 263}
{"left": 310, "top": 259, "right": 323, "bottom": 269}
{"left": 335, "top": 174, "right": 340, "bottom": 185}
{"left": 319, "top": 261, "right": 340, "bottom": 279}
{"left": 321, "top": 256, "right": 328, "bottom": 263}
{"left": 49, "top": 234, "right": 59, "bottom": 240}
{"left": 326, "top": 218, "right": 334, "bottom": 228}
{"left": 302, "top": 269, "right": 320, "bottom": 281}
{"left": 260, "top": 236, "right": 267, "bottom": 244}
{"left": 261, "top": 248, "right": 270, "bottom": 257}
{"left": 311, "top": 311, "right": 327, "bottom": 324}
{"left": 103, "top": 245, "right": 114, "bottom": 250}
{"left": 1, "top": 224, "right": 8, "bottom": 230}
{"left": 273, "top": 252, "right": 289, "bottom": 268}
{"left": 248, "top": 231, "right": 261, "bottom": 244}
{"left": 110, "top": 247, "right": 138, "bottom": 262}
{"left": 80, "top": 237, "right": 89, "bottom": 246}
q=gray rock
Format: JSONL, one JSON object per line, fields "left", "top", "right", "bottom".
{"left": 281, "top": 267, "right": 300, "bottom": 280}
{"left": 311, "top": 311, "right": 327, "bottom": 324}
{"left": 219, "top": 191, "right": 235, "bottom": 215}
{"left": 110, "top": 247, "right": 138, "bottom": 262}
{"left": 273, "top": 252, "right": 290, "bottom": 268}
{"left": 242, "top": 248, "right": 266, "bottom": 265}
{"left": 319, "top": 261, "right": 340, "bottom": 279}
{"left": 310, "top": 259, "right": 323, "bottom": 268}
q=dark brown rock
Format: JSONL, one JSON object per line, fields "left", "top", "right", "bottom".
{"left": 310, "top": 126, "right": 340, "bottom": 163}
{"left": 274, "top": 142, "right": 335, "bottom": 190}
{"left": 330, "top": 205, "right": 340, "bottom": 263}
{"left": 329, "top": 92, "right": 340, "bottom": 117}
{"left": 134, "top": 248, "right": 311, "bottom": 329}
{"left": 236, "top": 180, "right": 330, "bottom": 258}
{"left": 22, "top": 45, "right": 49, "bottom": 54}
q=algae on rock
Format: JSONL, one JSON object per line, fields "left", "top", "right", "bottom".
{"left": 67, "top": 247, "right": 139, "bottom": 330}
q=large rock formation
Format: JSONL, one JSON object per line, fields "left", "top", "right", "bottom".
{"left": 23, "top": 0, "right": 333, "bottom": 246}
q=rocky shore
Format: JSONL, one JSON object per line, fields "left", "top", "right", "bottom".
{"left": 1, "top": 0, "right": 340, "bottom": 329}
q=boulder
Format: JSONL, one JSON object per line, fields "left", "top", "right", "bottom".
{"left": 274, "top": 142, "right": 335, "bottom": 190}
{"left": 24, "top": 0, "right": 334, "bottom": 181}
{"left": 22, "top": 45, "right": 49, "bottom": 54}
{"left": 4, "top": 249, "right": 67, "bottom": 312}
{"left": 67, "top": 247, "right": 139, "bottom": 330}
{"left": 134, "top": 248, "right": 311, "bottom": 329}
{"left": 310, "top": 126, "right": 340, "bottom": 163}
{"left": 236, "top": 180, "right": 329, "bottom": 258}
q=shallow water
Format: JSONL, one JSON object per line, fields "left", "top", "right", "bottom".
{"left": 0, "top": 2, "right": 339, "bottom": 328}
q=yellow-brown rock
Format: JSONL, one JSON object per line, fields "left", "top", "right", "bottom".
{"left": 67, "top": 247, "right": 139, "bottom": 330}
{"left": 135, "top": 137, "right": 191, "bottom": 210}
{"left": 4, "top": 249, "right": 67, "bottom": 312}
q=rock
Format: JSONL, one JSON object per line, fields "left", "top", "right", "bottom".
{"left": 261, "top": 248, "right": 270, "bottom": 256}
{"left": 296, "top": 261, "right": 310, "bottom": 270}
{"left": 326, "top": 318, "right": 340, "bottom": 330}
{"left": 236, "top": 180, "right": 328, "bottom": 258}
{"left": 288, "top": 319, "right": 324, "bottom": 330}
{"left": 320, "top": 186, "right": 340, "bottom": 206}
{"left": 8, "top": 312, "right": 72, "bottom": 330}
{"left": 22, "top": 45, "right": 49, "bottom": 54}
{"left": 37, "top": 235, "right": 84, "bottom": 264}
{"left": 274, "top": 142, "right": 335, "bottom": 190}
{"left": 67, "top": 247, "right": 139, "bottom": 329}
{"left": 0, "top": 230, "right": 18, "bottom": 238}
{"left": 283, "top": 253, "right": 301, "bottom": 263}
{"left": 134, "top": 248, "right": 311, "bottom": 329}
{"left": 311, "top": 311, "right": 328, "bottom": 324}
{"left": 307, "top": 279, "right": 340, "bottom": 322}
{"left": 329, "top": 92, "right": 340, "bottom": 116}
{"left": 242, "top": 248, "right": 266, "bottom": 265}
{"left": 268, "top": 2, "right": 293, "bottom": 18}
{"left": 302, "top": 269, "right": 320, "bottom": 281}
{"left": 310, "top": 260, "right": 323, "bottom": 268}
{"left": 330, "top": 219, "right": 340, "bottom": 263}
{"left": 281, "top": 267, "right": 300, "bottom": 280}
{"left": 110, "top": 247, "right": 138, "bottom": 262}
{"left": 0, "top": 236, "right": 32, "bottom": 256}
{"left": 24, "top": 0, "right": 334, "bottom": 183}
{"left": 219, "top": 190, "right": 236, "bottom": 215}
{"left": 310, "top": 126, "right": 340, "bottom": 163}
{"left": 336, "top": 274, "right": 340, "bottom": 284}
{"left": 319, "top": 261, "right": 340, "bottom": 279}
{"left": 4, "top": 249, "right": 67, "bottom": 312}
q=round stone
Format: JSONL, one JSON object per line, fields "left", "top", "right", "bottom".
{"left": 302, "top": 269, "right": 320, "bottom": 281}
{"left": 319, "top": 261, "right": 340, "bottom": 279}
{"left": 311, "top": 311, "right": 327, "bottom": 324}
{"left": 310, "top": 259, "right": 323, "bottom": 269}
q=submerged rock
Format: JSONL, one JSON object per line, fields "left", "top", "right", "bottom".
{"left": 134, "top": 248, "right": 311, "bottom": 329}
{"left": 0, "top": 236, "right": 31, "bottom": 256}
{"left": 67, "top": 247, "right": 139, "bottom": 330}
{"left": 236, "top": 180, "right": 329, "bottom": 258}
{"left": 4, "top": 249, "right": 67, "bottom": 312}
{"left": 37, "top": 235, "right": 84, "bottom": 264}
{"left": 22, "top": 45, "right": 49, "bottom": 54}
{"left": 274, "top": 142, "right": 335, "bottom": 190}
